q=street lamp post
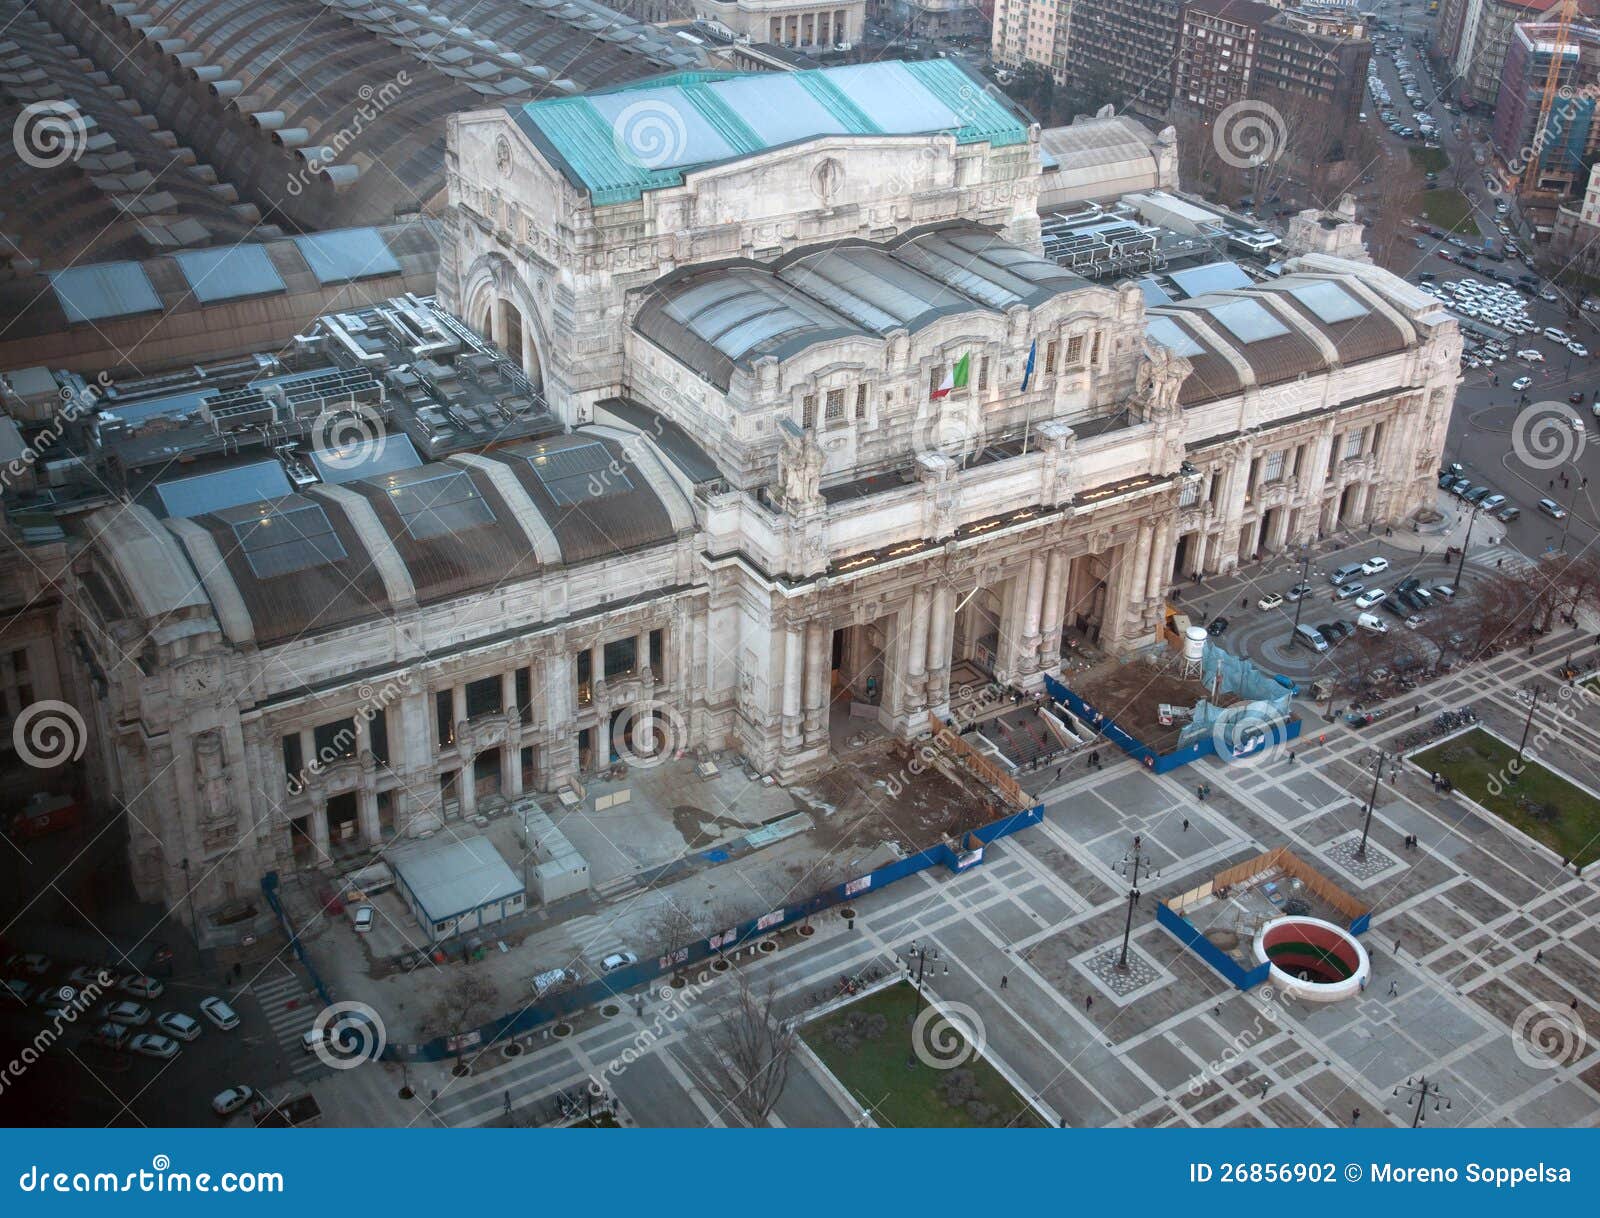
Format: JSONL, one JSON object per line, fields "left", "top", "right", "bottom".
{"left": 1286, "top": 549, "right": 1312, "bottom": 644}
{"left": 1357, "top": 750, "right": 1386, "bottom": 860}
{"left": 1454, "top": 499, "right": 1481, "bottom": 590}
{"left": 1394, "top": 1076, "right": 1453, "bottom": 1127}
{"left": 902, "top": 942, "right": 946, "bottom": 1066}
{"left": 1116, "top": 835, "right": 1158, "bottom": 972}
{"left": 1515, "top": 684, "right": 1541, "bottom": 768}
{"left": 180, "top": 858, "right": 200, "bottom": 953}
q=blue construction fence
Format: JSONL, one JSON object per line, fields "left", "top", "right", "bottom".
{"left": 1156, "top": 901, "right": 1272, "bottom": 991}
{"left": 390, "top": 802, "right": 1045, "bottom": 1062}
{"left": 261, "top": 871, "right": 336, "bottom": 1006}
{"left": 1041, "top": 672, "right": 1302, "bottom": 774}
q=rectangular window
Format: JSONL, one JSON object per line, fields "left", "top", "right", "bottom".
{"left": 576, "top": 651, "right": 593, "bottom": 706}
{"left": 369, "top": 708, "right": 389, "bottom": 767}
{"left": 825, "top": 388, "right": 846, "bottom": 424}
{"left": 1179, "top": 480, "right": 1199, "bottom": 508}
{"left": 1247, "top": 456, "right": 1261, "bottom": 491}
{"left": 1090, "top": 331, "right": 1102, "bottom": 365}
{"left": 436, "top": 690, "right": 454, "bottom": 747}
{"left": 854, "top": 383, "right": 868, "bottom": 420}
{"left": 313, "top": 718, "right": 357, "bottom": 763}
{"left": 604, "top": 637, "right": 637, "bottom": 680}
{"left": 1262, "top": 450, "right": 1286, "bottom": 482}
{"left": 1045, "top": 340, "right": 1058, "bottom": 374}
{"left": 516, "top": 667, "right": 533, "bottom": 722}
{"left": 1065, "top": 335, "right": 1084, "bottom": 366}
{"left": 282, "top": 734, "right": 303, "bottom": 782}
{"left": 802, "top": 394, "right": 816, "bottom": 429}
{"left": 1344, "top": 429, "right": 1364, "bottom": 460}
{"left": 929, "top": 364, "right": 945, "bottom": 397}
{"left": 649, "top": 628, "right": 664, "bottom": 678}
{"left": 978, "top": 356, "right": 991, "bottom": 391}
{"left": 465, "top": 675, "right": 501, "bottom": 719}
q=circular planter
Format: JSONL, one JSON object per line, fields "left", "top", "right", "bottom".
{"left": 670, "top": 974, "right": 688, "bottom": 989}
{"left": 552, "top": 1022, "right": 573, "bottom": 1038}
{"left": 601, "top": 1002, "right": 620, "bottom": 1018}
{"left": 502, "top": 1042, "right": 523, "bottom": 1058}
{"left": 798, "top": 924, "right": 816, "bottom": 938}
{"left": 841, "top": 907, "right": 857, "bottom": 920}
{"left": 712, "top": 958, "right": 730, "bottom": 973}
{"left": 758, "top": 939, "right": 776, "bottom": 954}
{"left": 398, "top": 1086, "right": 415, "bottom": 1100}
{"left": 451, "top": 1062, "right": 471, "bottom": 1077}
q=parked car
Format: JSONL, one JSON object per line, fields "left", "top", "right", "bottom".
{"left": 1480, "top": 494, "right": 1507, "bottom": 512}
{"left": 1356, "top": 612, "right": 1389, "bottom": 633}
{"left": 1257, "top": 592, "right": 1285, "bottom": 610}
{"left": 128, "top": 1033, "right": 180, "bottom": 1060}
{"left": 101, "top": 1001, "right": 151, "bottom": 1027}
{"left": 1464, "top": 485, "right": 1491, "bottom": 503}
{"left": 1207, "top": 617, "right": 1230, "bottom": 636}
{"left": 120, "top": 976, "right": 164, "bottom": 1000}
{"left": 1432, "top": 584, "right": 1457, "bottom": 599}
{"left": 1355, "top": 587, "right": 1387, "bottom": 609}
{"left": 1285, "top": 582, "right": 1314, "bottom": 602}
{"left": 212, "top": 1086, "right": 257, "bottom": 1118}
{"left": 601, "top": 951, "right": 639, "bottom": 973}
{"left": 1518, "top": 349, "right": 1545, "bottom": 362}
{"left": 1496, "top": 505, "right": 1521, "bottom": 522}
{"left": 1319, "top": 620, "right": 1352, "bottom": 642}
{"left": 156, "top": 1012, "right": 202, "bottom": 1042}
{"left": 199, "top": 997, "right": 240, "bottom": 1031}
{"left": 1336, "top": 581, "right": 1366, "bottom": 601}
{"left": 1360, "top": 556, "right": 1390, "bottom": 575}
{"left": 90, "top": 1022, "right": 129, "bottom": 1050}
{"left": 352, "top": 906, "right": 374, "bottom": 934}
{"left": 4, "top": 953, "right": 50, "bottom": 976}
{"left": 1330, "top": 563, "right": 1365, "bottom": 585}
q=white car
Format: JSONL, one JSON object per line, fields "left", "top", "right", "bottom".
{"left": 1355, "top": 587, "right": 1387, "bottom": 609}
{"left": 128, "top": 1032, "right": 180, "bottom": 1060}
{"left": 120, "top": 975, "right": 164, "bottom": 1000}
{"left": 1518, "top": 349, "right": 1545, "bottom": 362}
{"left": 1544, "top": 327, "right": 1570, "bottom": 344}
{"left": 601, "top": 951, "right": 639, "bottom": 973}
{"left": 353, "top": 905, "right": 374, "bottom": 933}
{"left": 199, "top": 996, "right": 240, "bottom": 1031}
{"left": 101, "top": 1000, "right": 151, "bottom": 1027}
{"left": 156, "top": 1012, "right": 201, "bottom": 1042}
{"left": 1257, "top": 592, "right": 1285, "bottom": 610}
{"left": 1360, "top": 556, "right": 1389, "bottom": 575}
{"left": 5, "top": 952, "right": 51, "bottom": 976}
{"left": 211, "top": 1086, "right": 257, "bottom": 1117}
{"left": 1356, "top": 612, "right": 1389, "bottom": 634}
{"left": 1569, "top": 342, "right": 1589, "bottom": 358}
{"left": 1512, "top": 375, "right": 1532, "bottom": 391}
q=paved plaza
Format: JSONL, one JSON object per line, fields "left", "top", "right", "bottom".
{"left": 304, "top": 626, "right": 1600, "bottom": 1130}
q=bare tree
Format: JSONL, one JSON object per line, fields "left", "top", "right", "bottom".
{"left": 431, "top": 971, "right": 499, "bottom": 1066}
{"left": 699, "top": 974, "right": 796, "bottom": 1128}
{"left": 1528, "top": 551, "right": 1600, "bottom": 632}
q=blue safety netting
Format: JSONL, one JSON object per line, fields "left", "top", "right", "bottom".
{"left": 1178, "top": 642, "right": 1297, "bottom": 755}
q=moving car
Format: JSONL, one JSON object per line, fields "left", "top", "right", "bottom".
{"left": 1257, "top": 592, "right": 1285, "bottom": 610}
{"left": 601, "top": 951, "right": 639, "bottom": 973}
{"left": 1286, "top": 582, "right": 1314, "bottom": 601}
{"left": 1517, "top": 349, "right": 1544, "bottom": 362}
{"left": 1336, "top": 581, "right": 1365, "bottom": 600}
{"left": 1513, "top": 375, "right": 1532, "bottom": 391}
{"left": 212, "top": 1086, "right": 257, "bottom": 1118}
{"left": 1330, "top": 563, "right": 1365, "bottom": 585}
{"left": 1539, "top": 497, "right": 1568, "bottom": 519}
{"left": 199, "top": 997, "right": 240, "bottom": 1031}
{"left": 1360, "top": 556, "right": 1390, "bottom": 575}
{"left": 1207, "top": 617, "right": 1230, "bottom": 636}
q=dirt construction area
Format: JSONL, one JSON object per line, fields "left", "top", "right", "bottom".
{"left": 1068, "top": 656, "right": 1242, "bottom": 754}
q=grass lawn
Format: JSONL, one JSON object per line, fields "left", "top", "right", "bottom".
{"left": 1413, "top": 727, "right": 1600, "bottom": 866}
{"left": 802, "top": 983, "right": 1041, "bottom": 1128}
{"left": 1414, "top": 188, "right": 1480, "bottom": 237}
{"left": 1409, "top": 147, "right": 1450, "bottom": 175}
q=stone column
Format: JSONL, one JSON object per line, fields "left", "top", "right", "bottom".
{"left": 1039, "top": 549, "right": 1066, "bottom": 669}
{"left": 925, "top": 583, "right": 954, "bottom": 716}
{"left": 541, "top": 652, "right": 578, "bottom": 787}
{"left": 310, "top": 797, "right": 331, "bottom": 863}
{"left": 781, "top": 621, "right": 804, "bottom": 752}
{"left": 1021, "top": 553, "right": 1046, "bottom": 668}
{"left": 357, "top": 788, "right": 380, "bottom": 847}
{"left": 802, "top": 618, "right": 829, "bottom": 745}
{"left": 906, "top": 586, "right": 930, "bottom": 708}
{"left": 1146, "top": 519, "right": 1170, "bottom": 603}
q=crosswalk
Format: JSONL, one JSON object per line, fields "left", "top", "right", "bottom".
{"left": 1468, "top": 544, "right": 1535, "bottom": 574}
{"left": 251, "top": 970, "right": 325, "bottom": 1078}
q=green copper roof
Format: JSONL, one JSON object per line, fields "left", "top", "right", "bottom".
{"left": 511, "top": 60, "right": 1031, "bottom": 206}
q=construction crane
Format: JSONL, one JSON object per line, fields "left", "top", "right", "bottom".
{"left": 1521, "top": 0, "right": 1582, "bottom": 196}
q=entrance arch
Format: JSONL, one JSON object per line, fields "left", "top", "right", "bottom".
{"left": 460, "top": 254, "right": 548, "bottom": 397}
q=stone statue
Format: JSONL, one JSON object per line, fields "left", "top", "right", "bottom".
{"left": 193, "top": 729, "right": 236, "bottom": 843}
{"left": 1134, "top": 339, "right": 1191, "bottom": 418}
{"left": 778, "top": 422, "right": 825, "bottom": 514}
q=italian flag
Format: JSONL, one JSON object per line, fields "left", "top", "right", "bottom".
{"left": 931, "top": 353, "right": 970, "bottom": 400}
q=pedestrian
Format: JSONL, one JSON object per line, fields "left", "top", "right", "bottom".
{"left": 1414, "top": 705, "right": 1421, "bottom": 718}
{"left": 1535, "top": 949, "right": 1544, "bottom": 964}
{"left": 1388, "top": 980, "right": 1398, "bottom": 997}
{"left": 1288, "top": 750, "right": 1297, "bottom": 763}
{"left": 1241, "top": 596, "right": 1248, "bottom": 610}
{"left": 504, "top": 1090, "right": 511, "bottom": 1114}
{"left": 1086, "top": 994, "right": 1094, "bottom": 1011}
{"left": 1261, "top": 1080, "right": 1270, "bottom": 1097}
{"left": 1183, "top": 818, "right": 1191, "bottom": 831}
{"left": 1571, "top": 997, "right": 1579, "bottom": 1011}
{"left": 1001, "top": 974, "right": 1009, "bottom": 990}
{"left": 1352, "top": 1107, "right": 1361, "bottom": 1125}
{"left": 1359, "top": 976, "right": 1368, "bottom": 992}
{"left": 1394, "top": 938, "right": 1402, "bottom": 955}
{"left": 1497, "top": 558, "right": 1503, "bottom": 569}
